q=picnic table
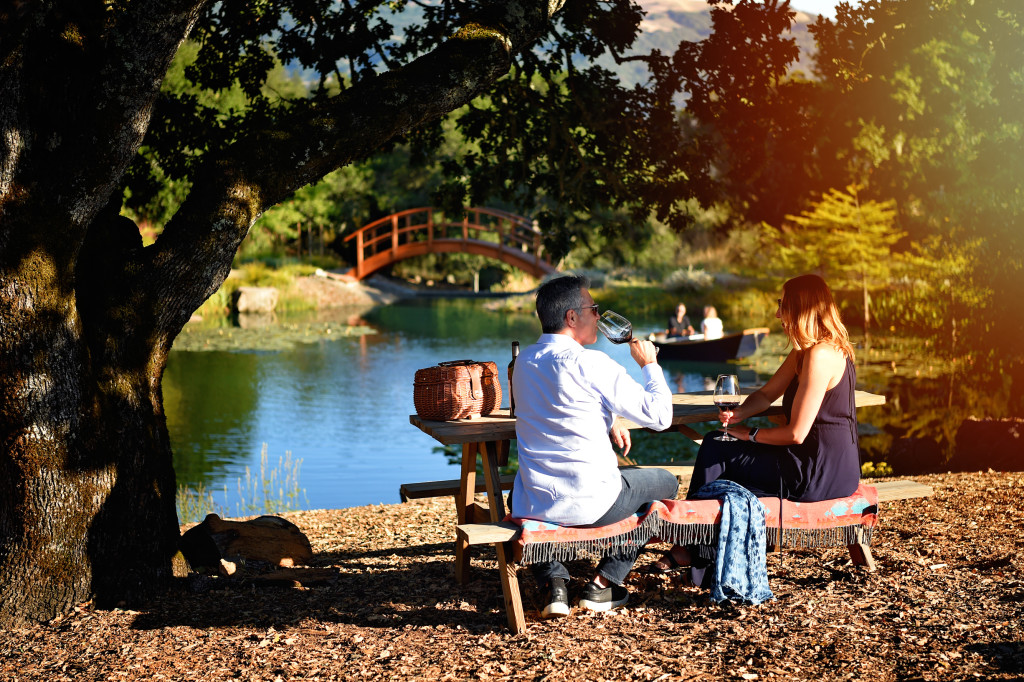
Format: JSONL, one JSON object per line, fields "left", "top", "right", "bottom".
{"left": 408, "top": 389, "right": 889, "bottom": 584}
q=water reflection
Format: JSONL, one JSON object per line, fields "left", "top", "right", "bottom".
{"left": 659, "top": 360, "right": 760, "bottom": 394}
{"left": 163, "top": 350, "right": 264, "bottom": 485}
{"left": 855, "top": 359, "right": 1024, "bottom": 474}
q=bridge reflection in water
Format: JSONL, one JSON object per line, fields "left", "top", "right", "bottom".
{"left": 342, "top": 207, "right": 558, "bottom": 281}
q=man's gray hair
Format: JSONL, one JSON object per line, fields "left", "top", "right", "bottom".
{"left": 536, "top": 274, "right": 590, "bottom": 333}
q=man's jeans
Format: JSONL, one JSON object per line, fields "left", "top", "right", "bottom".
{"left": 520, "top": 466, "right": 679, "bottom": 587}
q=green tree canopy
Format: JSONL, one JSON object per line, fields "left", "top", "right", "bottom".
{"left": 896, "top": 234, "right": 991, "bottom": 356}
{"left": 812, "top": 0, "right": 1024, "bottom": 346}
{"left": 123, "top": 0, "right": 726, "bottom": 260}
{"left": 693, "top": 0, "right": 1022, "bottom": 348}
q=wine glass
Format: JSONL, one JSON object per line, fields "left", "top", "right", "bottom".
{"left": 596, "top": 310, "right": 633, "bottom": 344}
{"left": 712, "top": 374, "right": 741, "bottom": 442}
{"left": 596, "top": 310, "right": 660, "bottom": 354}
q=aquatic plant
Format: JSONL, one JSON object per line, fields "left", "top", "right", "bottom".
{"left": 236, "top": 444, "right": 308, "bottom": 517}
{"left": 175, "top": 481, "right": 227, "bottom": 525}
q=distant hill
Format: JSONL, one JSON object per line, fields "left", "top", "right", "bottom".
{"left": 326, "top": 1, "right": 819, "bottom": 91}
{"left": 610, "top": 0, "right": 820, "bottom": 89}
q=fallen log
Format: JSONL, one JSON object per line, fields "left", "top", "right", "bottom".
{"left": 179, "top": 514, "right": 313, "bottom": 575}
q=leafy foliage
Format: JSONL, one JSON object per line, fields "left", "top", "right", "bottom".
{"left": 889, "top": 235, "right": 992, "bottom": 355}
{"left": 124, "top": 40, "right": 306, "bottom": 228}
{"left": 122, "top": 0, "right": 737, "bottom": 264}
{"left": 662, "top": 265, "right": 715, "bottom": 294}
{"left": 674, "top": 0, "right": 821, "bottom": 228}
{"left": 761, "top": 185, "right": 902, "bottom": 334}
{"left": 684, "top": 1, "right": 1023, "bottom": 352}
{"left": 808, "top": 0, "right": 1024, "bottom": 347}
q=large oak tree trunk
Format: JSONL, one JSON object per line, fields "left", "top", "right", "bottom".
{"left": 0, "top": 210, "right": 182, "bottom": 623}
{"left": 0, "top": 0, "right": 563, "bottom": 625}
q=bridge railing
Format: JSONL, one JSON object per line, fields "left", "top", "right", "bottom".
{"left": 343, "top": 207, "right": 552, "bottom": 279}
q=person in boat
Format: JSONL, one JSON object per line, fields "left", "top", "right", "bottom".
{"left": 666, "top": 303, "right": 695, "bottom": 338}
{"left": 701, "top": 306, "right": 724, "bottom": 340}
{"left": 510, "top": 274, "right": 679, "bottom": 618}
{"left": 650, "top": 274, "right": 860, "bottom": 583}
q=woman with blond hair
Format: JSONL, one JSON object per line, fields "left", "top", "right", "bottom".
{"left": 701, "top": 305, "right": 723, "bottom": 340}
{"left": 651, "top": 274, "right": 860, "bottom": 574}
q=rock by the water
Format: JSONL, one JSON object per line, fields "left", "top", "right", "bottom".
{"left": 233, "top": 286, "right": 279, "bottom": 314}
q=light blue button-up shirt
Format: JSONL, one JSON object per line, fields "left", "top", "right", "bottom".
{"left": 511, "top": 333, "right": 673, "bottom": 525}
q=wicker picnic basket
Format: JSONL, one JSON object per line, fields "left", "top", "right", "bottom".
{"left": 414, "top": 360, "right": 502, "bottom": 421}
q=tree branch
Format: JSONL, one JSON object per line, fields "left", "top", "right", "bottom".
{"left": 147, "top": 0, "right": 566, "bottom": 333}
{"left": 69, "top": 0, "right": 209, "bottom": 224}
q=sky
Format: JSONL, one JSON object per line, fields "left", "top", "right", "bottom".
{"left": 789, "top": 1, "right": 864, "bottom": 19}
{"left": 639, "top": 2, "right": 869, "bottom": 22}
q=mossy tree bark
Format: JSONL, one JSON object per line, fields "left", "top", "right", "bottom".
{"left": 0, "top": 0, "right": 564, "bottom": 625}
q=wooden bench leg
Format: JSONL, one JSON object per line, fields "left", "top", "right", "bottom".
{"left": 847, "top": 528, "right": 876, "bottom": 571}
{"left": 455, "top": 442, "right": 479, "bottom": 585}
{"left": 496, "top": 541, "right": 526, "bottom": 633}
{"left": 480, "top": 441, "right": 526, "bottom": 632}
{"left": 480, "top": 441, "right": 508, "bottom": 521}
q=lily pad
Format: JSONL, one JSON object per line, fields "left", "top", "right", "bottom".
{"left": 173, "top": 319, "right": 377, "bottom": 352}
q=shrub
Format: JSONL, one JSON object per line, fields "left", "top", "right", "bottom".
{"left": 861, "top": 461, "right": 895, "bottom": 478}
{"left": 663, "top": 265, "right": 714, "bottom": 293}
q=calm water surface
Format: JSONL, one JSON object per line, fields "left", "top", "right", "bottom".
{"left": 164, "top": 297, "right": 1021, "bottom": 513}
{"left": 164, "top": 298, "right": 762, "bottom": 511}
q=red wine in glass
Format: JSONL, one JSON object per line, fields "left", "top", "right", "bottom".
{"left": 597, "top": 310, "right": 633, "bottom": 344}
{"left": 713, "top": 374, "right": 741, "bottom": 441}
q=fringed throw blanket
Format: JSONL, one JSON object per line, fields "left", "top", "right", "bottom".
{"left": 692, "top": 480, "right": 773, "bottom": 605}
{"left": 508, "top": 483, "right": 878, "bottom": 566}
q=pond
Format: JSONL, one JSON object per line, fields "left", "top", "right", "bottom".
{"left": 164, "top": 297, "right": 1022, "bottom": 515}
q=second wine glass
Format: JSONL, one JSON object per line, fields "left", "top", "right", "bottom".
{"left": 713, "top": 374, "right": 741, "bottom": 442}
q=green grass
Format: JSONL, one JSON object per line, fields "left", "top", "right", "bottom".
{"left": 175, "top": 480, "right": 227, "bottom": 526}
{"left": 191, "top": 260, "right": 329, "bottom": 321}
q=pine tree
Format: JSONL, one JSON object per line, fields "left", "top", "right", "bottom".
{"left": 762, "top": 185, "right": 903, "bottom": 343}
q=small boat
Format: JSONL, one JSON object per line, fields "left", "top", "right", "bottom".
{"left": 651, "top": 327, "right": 770, "bottom": 362}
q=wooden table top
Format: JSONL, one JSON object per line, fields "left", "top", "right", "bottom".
{"left": 410, "top": 390, "right": 886, "bottom": 445}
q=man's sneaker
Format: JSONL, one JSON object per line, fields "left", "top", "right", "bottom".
{"left": 578, "top": 581, "right": 629, "bottom": 612}
{"left": 541, "top": 577, "right": 570, "bottom": 618}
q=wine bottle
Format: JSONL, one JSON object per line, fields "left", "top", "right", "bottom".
{"left": 508, "top": 341, "right": 519, "bottom": 417}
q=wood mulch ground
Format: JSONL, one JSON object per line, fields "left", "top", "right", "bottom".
{"left": 2, "top": 470, "right": 1022, "bottom": 681}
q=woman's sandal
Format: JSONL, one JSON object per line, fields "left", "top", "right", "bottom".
{"left": 648, "top": 547, "right": 690, "bottom": 574}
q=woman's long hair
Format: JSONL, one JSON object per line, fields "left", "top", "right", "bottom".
{"left": 780, "top": 274, "right": 855, "bottom": 360}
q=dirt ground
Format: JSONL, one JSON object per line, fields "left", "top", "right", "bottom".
{"left": 2, "top": 470, "right": 1022, "bottom": 681}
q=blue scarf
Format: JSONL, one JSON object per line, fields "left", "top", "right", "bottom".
{"left": 694, "top": 480, "right": 775, "bottom": 605}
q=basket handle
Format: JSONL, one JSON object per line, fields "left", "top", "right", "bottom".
{"left": 438, "top": 360, "right": 483, "bottom": 398}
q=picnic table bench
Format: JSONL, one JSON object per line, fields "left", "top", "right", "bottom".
{"left": 458, "top": 478, "right": 932, "bottom": 633}
{"left": 408, "top": 389, "right": 931, "bottom": 632}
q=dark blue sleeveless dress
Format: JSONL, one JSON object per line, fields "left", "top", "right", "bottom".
{"left": 686, "top": 356, "right": 861, "bottom": 503}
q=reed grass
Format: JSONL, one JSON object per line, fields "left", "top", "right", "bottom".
{"left": 176, "top": 443, "right": 308, "bottom": 524}
{"left": 175, "top": 481, "right": 228, "bottom": 525}
{"left": 235, "top": 443, "right": 308, "bottom": 517}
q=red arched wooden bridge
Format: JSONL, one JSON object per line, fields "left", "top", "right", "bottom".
{"left": 341, "top": 207, "right": 558, "bottom": 281}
